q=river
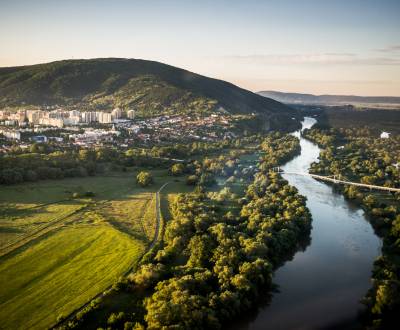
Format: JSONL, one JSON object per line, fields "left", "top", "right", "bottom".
{"left": 236, "top": 117, "right": 381, "bottom": 330}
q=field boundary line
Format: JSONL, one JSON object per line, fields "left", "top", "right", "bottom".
{"left": 51, "top": 181, "right": 172, "bottom": 329}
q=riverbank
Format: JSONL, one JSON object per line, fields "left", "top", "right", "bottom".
{"left": 303, "top": 124, "right": 400, "bottom": 329}
{"left": 235, "top": 117, "right": 381, "bottom": 330}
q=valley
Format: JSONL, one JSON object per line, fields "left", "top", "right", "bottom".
{"left": 0, "top": 60, "right": 399, "bottom": 330}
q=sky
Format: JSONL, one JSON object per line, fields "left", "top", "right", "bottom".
{"left": 1, "top": 0, "right": 400, "bottom": 96}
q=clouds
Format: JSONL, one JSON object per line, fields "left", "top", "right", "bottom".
{"left": 375, "top": 44, "right": 400, "bottom": 53}
{"left": 222, "top": 53, "right": 400, "bottom": 66}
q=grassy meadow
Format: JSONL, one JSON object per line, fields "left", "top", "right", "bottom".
{"left": 52, "top": 176, "right": 194, "bottom": 330}
{"left": 0, "top": 222, "right": 142, "bottom": 330}
{"left": 0, "top": 170, "right": 179, "bottom": 329}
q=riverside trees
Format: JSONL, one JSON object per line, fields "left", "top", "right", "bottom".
{"left": 115, "top": 135, "right": 309, "bottom": 329}
{"left": 303, "top": 126, "right": 400, "bottom": 329}
{"left": 141, "top": 172, "right": 310, "bottom": 329}
{"left": 58, "top": 132, "right": 311, "bottom": 329}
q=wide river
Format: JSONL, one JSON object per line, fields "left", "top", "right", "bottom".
{"left": 236, "top": 117, "right": 381, "bottom": 330}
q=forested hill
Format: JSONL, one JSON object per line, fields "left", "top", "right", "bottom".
{"left": 258, "top": 90, "right": 400, "bottom": 106}
{"left": 0, "top": 58, "right": 298, "bottom": 126}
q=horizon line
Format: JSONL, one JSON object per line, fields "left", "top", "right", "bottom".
{"left": 1, "top": 57, "right": 400, "bottom": 98}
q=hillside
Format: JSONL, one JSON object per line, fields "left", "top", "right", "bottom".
{"left": 258, "top": 90, "right": 400, "bottom": 107}
{"left": 0, "top": 58, "right": 300, "bottom": 130}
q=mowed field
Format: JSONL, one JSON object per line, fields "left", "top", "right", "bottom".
{"left": 0, "top": 170, "right": 172, "bottom": 330}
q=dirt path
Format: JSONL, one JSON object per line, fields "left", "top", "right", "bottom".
{"left": 149, "top": 181, "right": 171, "bottom": 249}
{"left": 51, "top": 181, "right": 171, "bottom": 329}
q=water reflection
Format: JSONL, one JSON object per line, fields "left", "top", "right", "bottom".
{"left": 234, "top": 117, "right": 381, "bottom": 330}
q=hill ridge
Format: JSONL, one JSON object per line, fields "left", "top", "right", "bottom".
{"left": 258, "top": 90, "right": 400, "bottom": 105}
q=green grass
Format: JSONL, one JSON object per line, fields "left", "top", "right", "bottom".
{"left": 0, "top": 201, "right": 84, "bottom": 251}
{"left": 0, "top": 170, "right": 176, "bottom": 330}
{"left": 160, "top": 178, "right": 193, "bottom": 222}
{"left": 41, "top": 177, "right": 194, "bottom": 330}
{"left": 0, "top": 222, "right": 143, "bottom": 330}
{"left": 0, "top": 174, "right": 132, "bottom": 252}
{"left": 0, "top": 171, "right": 173, "bottom": 253}
{"left": 141, "top": 194, "right": 157, "bottom": 240}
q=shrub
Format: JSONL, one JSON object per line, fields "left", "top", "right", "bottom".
{"left": 170, "top": 163, "right": 185, "bottom": 176}
{"left": 136, "top": 171, "right": 153, "bottom": 187}
{"left": 186, "top": 175, "right": 199, "bottom": 185}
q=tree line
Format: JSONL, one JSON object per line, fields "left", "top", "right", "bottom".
{"left": 0, "top": 134, "right": 265, "bottom": 185}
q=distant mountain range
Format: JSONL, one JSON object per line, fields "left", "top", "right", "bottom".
{"left": 0, "top": 58, "right": 300, "bottom": 130}
{"left": 258, "top": 91, "right": 400, "bottom": 106}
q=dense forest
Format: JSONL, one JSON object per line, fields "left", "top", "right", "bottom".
{"left": 303, "top": 126, "right": 400, "bottom": 329}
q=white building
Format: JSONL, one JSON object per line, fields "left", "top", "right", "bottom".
{"left": 4, "top": 120, "right": 17, "bottom": 126}
{"left": 80, "top": 111, "right": 97, "bottom": 123}
{"left": 127, "top": 109, "right": 135, "bottom": 120}
{"left": 98, "top": 112, "right": 112, "bottom": 124}
{"left": 0, "top": 129, "right": 21, "bottom": 140}
{"left": 39, "top": 118, "right": 64, "bottom": 128}
{"left": 111, "top": 108, "right": 123, "bottom": 120}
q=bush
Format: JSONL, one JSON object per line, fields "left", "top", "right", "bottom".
{"left": 170, "top": 163, "right": 185, "bottom": 176}
{"left": 136, "top": 171, "right": 153, "bottom": 187}
{"left": 107, "top": 312, "right": 126, "bottom": 326}
{"left": 186, "top": 175, "right": 199, "bottom": 185}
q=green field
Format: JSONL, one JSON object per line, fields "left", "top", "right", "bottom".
{"left": 0, "top": 223, "right": 142, "bottom": 329}
{"left": 45, "top": 176, "right": 195, "bottom": 330}
{"left": 0, "top": 170, "right": 177, "bottom": 330}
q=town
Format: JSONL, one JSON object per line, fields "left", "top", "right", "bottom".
{"left": 0, "top": 107, "right": 240, "bottom": 152}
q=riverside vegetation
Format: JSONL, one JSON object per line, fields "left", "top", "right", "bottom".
{"left": 303, "top": 126, "right": 400, "bottom": 329}
{"left": 54, "top": 133, "right": 312, "bottom": 329}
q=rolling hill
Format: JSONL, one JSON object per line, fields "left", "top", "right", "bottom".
{"left": 258, "top": 90, "right": 400, "bottom": 106}
{"left": 0, "top": 58, "right": 300, "bottom": 130}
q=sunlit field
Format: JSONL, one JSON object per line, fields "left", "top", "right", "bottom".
{"left": 0, "top": 170, "right": 178, "bottom": 329}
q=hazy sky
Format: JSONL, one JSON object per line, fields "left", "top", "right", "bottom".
{"left": 1, "top": 0, "right": 400, "bottom": 96}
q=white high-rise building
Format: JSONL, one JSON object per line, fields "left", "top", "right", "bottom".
{"left": 81, "top": 111, "right": 97, "bottom": 123}
{"left": 111, "top": 108, "right": 122, "bottom": 120}
{"left": 98, "top": 112, "right": 112, "bottom": 124}
{"left": 127, "top": 109, "right": 135, "bottom": 120}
